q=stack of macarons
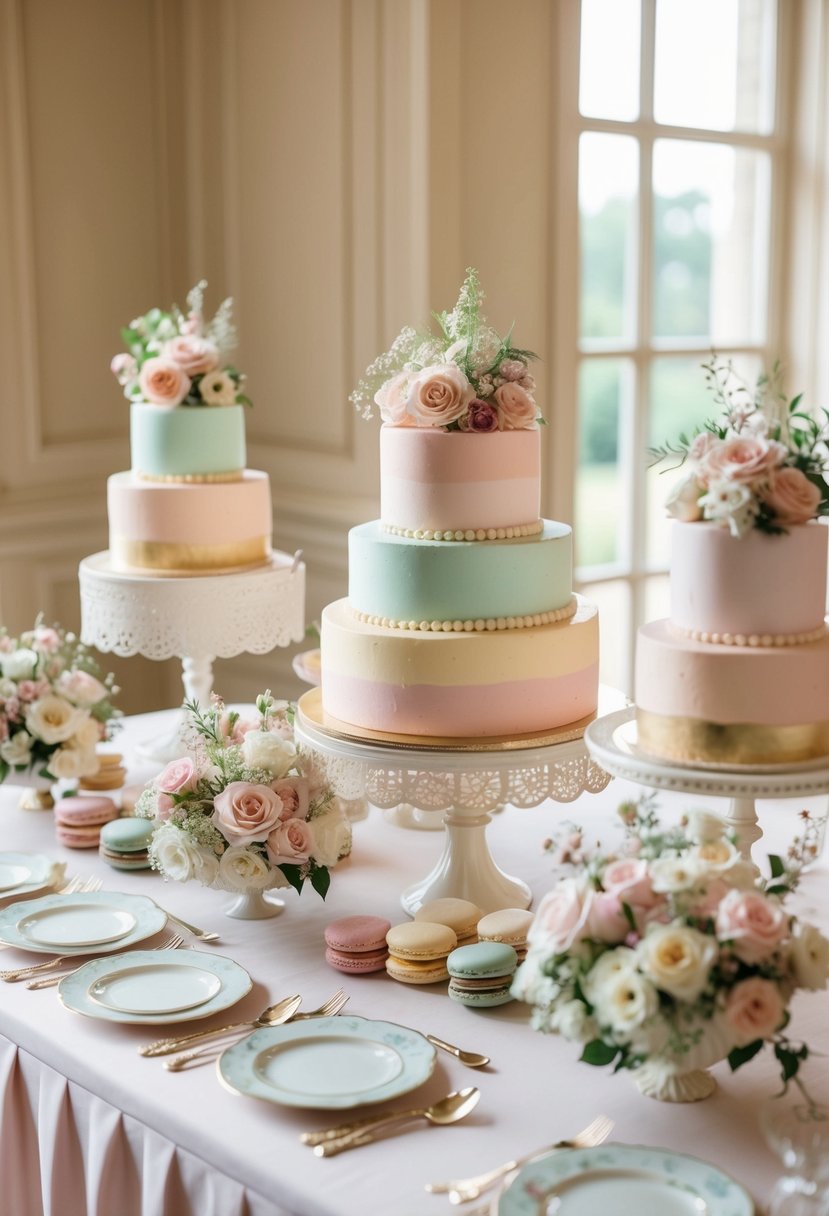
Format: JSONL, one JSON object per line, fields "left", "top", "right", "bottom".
{"left": 476, "top": 907, "right": 534, "bottom": 962}
{"left": 80, "top": 752, "right": 127, "bottom": 794}
{"left": 447, "top": 941, "right": 519, "bottom": 1008}
{"left": 54, "top": 795, "right": 118, "bottom": 849}
{"left": 414, "top": 898, "right": 482, "bottom": 946}
{"left": 99, "top": 817, "right": 155, "bottom": 871}
{"left": 385, "top": 921, "right": 457, "bottom": 985}
{"left": 324, "top": 915, "right": 391, "bottom": 976}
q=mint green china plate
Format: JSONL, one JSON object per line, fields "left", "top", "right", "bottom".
{"left": 0, "top": 891, "right": 166, "bottom": 955}
{"left": 0, "top": 852, "right": 56, "bottom": 898}
{"left": 218, "top": 1015, "right": 437, "bottom": 1110}
{"left": 497, "top": 1144, "right": 754, "bottom": 1216}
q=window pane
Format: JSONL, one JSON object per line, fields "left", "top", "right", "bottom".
{"left": 575, "top": 358, "right": 634, "bottom": 569}
{"left": 577, "top": 578, "right": 632, "bottom": 695}
{"left": 644, "top": 573, "right": 670, "bottom": 624}
{"left": 580, "top": 0, "right": 640, "bottom": 121}
{"left": 652, "top": 140, "right": 771, "bottom": 344}
{"left": 654, "top": 0, "right": 776, "bottom": 133}
{"left": 580, "top": 133, "right": 638, "bottom": 342}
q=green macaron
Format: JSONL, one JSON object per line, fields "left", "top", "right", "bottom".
{"left": 447, "top": 941, "right": 518, "bottom": 1008}
{"left": 99, "top": 817, "right": 154, "bottom": 870}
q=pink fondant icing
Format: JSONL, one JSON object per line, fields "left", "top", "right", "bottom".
{"left": 322, "top": 663, "right": 599, "bottom": 737}
{"left": 670, "top": 520, "right": 828, "bottom": 637}
{"left": 380, "top": 426, "right": 540, "bottom": 532}
{"left": 107, "top": 470, "right": 272, "bottom": 545}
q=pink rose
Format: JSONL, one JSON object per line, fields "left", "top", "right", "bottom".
{"left": 56, "top": 669, "right": 108, "bottom": 707}
{"left": 111, "top": 353, "right": 137, "bottom": 385}
{"left": 164, "top": 335, "right": 220, "bottom": 377}
{"left": 602, "top": 858, "right": 660, "bottom": 910}
{"left": 700, "top": 436, "right": 787, "bottom": 487}
{"left": 725, "top": 976, "right": 786, "bottom": 1044}
{"left": 716, "top": 888, "right": 789, "bottom": 963}
{"left": 212, "top": 781, "right": 283, "bottom": 845}
{"left": 156, "top": 792, "right": 174, "bottom": 821}
{"left": 219, "top": 713, "right": 258, "bottom": 746}
{"left": 493, "top": 382, "right": 537, "bottom": 430}
{"left": 16, "top": 681, "right": 40, "bottom": 702}
{"left": 689, "top": 431, "right": 717, "bottom": 464}
{"left": 138, "top": 357, "right": 191, "bottom": 407}
{"left": 266, "top": 817, "right": 314, "bottom": 866}
{"left": 156, "top": 757, "right": 197, "bottom": 795}
{"left": 32, "top": 627, "right": 61, "bottom": 654}
{"left": 271, "top": 777, "right": 310, "bottom": 822}
{"left": 405, "top": 363, "right": 475, "bottom": 427}
{"left": 497, "top": 358, "right": 527, "bottom": 382}
{"left": 762, "top": 466, "right": 822, "bottom": 525}
{"left": 586, "top": 892, "right": 630, "bottom": 943}
{"left": 528, "top": 879, "right": 594, "bottom": 952}
{"left": 459, "top": 401, "right": 500, "bottom": 433}
{"left": 375, "top": 373, "right": 413, "bottom": 426}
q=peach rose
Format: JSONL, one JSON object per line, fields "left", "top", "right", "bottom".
{"left": 155, "top": 757, "right": 197, "bottom": 795}
{"left": 405, "top": 363, "right": 475, "bottom": 427}
{"left": 689, "top": 431, "right": 718, "bottom": 463}
{"left": 762, "top": 466, "right": 822, "bottom": 525}
{"left": 716, "top": 888, "right": 789, "bottom": 964}
{"left": 139, "top": 357, "right": 190, "bottom": 407}
{"left": 271, "top": 777, "right": 310, "bottom": 822}
{"left": 527, "top": 879, "right": 594, "bottom": 952}
{"left": 602, "top": 858, "right": 660, "bottom": 910}
{"left": 164, "top": 335, "right": 220, "bottom": 376}
{"left": 266, "top": 817, "right": 314, "bottom": 866}
{"left": 725, "top": 976, "right": 785, "bottom": 1044}
{"left": 375, "top": 373, "right": 413, "bottom": 426}
{"left": 586, "top": 892, "right": 630, "bottom": 944}
{"left": 493, "top": 382, "right": 537, "bottom": 430}
{"left": 700, "top": 435, "right": 787, "bottom": 486}
{"left": 211, "top": 781, "right": 283, "bottom": 846}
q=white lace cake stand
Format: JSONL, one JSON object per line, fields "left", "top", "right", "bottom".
{"left": 294, "top": 687, "right": 619, "bottom": 915}
{"left": 78, "top": 550, "right": 306, "bottom": 764}
{"left": 585, "top": 706, "right": 829, "bottom": 861}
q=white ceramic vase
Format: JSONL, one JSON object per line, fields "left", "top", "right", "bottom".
{"left": 223, "top": 888, "right": 286, "bottom": 920}
{"left": 633, "top": 1015, "right": 737, "bottom": 1103}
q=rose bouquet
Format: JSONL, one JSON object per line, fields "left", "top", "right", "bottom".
{"left": 513, "top": 797, "right": 827, "bottom": 1103}
{"left": 349, "top": 267, "right": 542, "bottom": 433}
{"left": 649, "top": 356, "right": 829, "bottom": 538}
{"left": 0, "top": 620, "right": 120, "bottom": 784}
{"left": 136, "top": 692, "right": 349, "bottom": 900}
{"left": 111, "top": 280, "right": 251, "bottom": 410}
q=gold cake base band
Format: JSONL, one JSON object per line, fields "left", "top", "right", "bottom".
{"left": 136, "top": 469, "right": 243, "bottom": 484}
{"left": 110, "top": 535, "right": 270, "bottom": 574}
{"left": 636, "top": 709, "right": 829, "bottom": 766}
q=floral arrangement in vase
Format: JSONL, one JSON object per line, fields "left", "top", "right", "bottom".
{"left": 136, "top": 692, "right": 349, "bottom": 902}
{"left": 512, "top": 796, "right": 827, "bottom": 1104}
{"left": 649, "top": 356, "right": 829, "bottom": 537}
{"left": 0, "top": 620, "right": 120, "bottom": 784}
{"left": 111, "top": 280, "right": 251, "bottom": 409}
{"left": 350, "top": 267, "right": 542, "bottom": 432}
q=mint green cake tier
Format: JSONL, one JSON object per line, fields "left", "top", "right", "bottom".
{"left": 348, "top": 520, "right": 572, "bottom": 624}
{"left": 130, "top": 403, "right": 246, "bottom": 479}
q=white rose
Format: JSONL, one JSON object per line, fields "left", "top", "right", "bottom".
{"left": 684, "top": 809, "right": 727, "bottom": 844}
{"left": 72, "top": 716, "right": 101, "bottom": 751}
{"left": 789, "top": 923, "right": 829, "bottom": 991}
{"left": 242, "top": 729, "right": 296, "bottom": 778}
{"left": 582, "top": 946, "right": 638, "bottom": 1005}
{"left": 0, "top": 731, "right": 33, "bottom": 766}
{"left": 649, "top": 855, "right": 701, "bottom": 893}
{"left": 150, "top": 823, "right": 219, "bottom": 886}
{"left": 307, "top": 803, "right": 352, "bottom": 867}
{"left": 689, "top": 838, "right": 741, "bottom": 875}
{"left": 25, "top": 695, "right": 85, "bottom": 745}
{"left": 218, "top": 845, "right": 274, "bottom": 891}
{"left": 665, "top": 473, "right": 704, "bottom": 522}
{"left": 636, "top": 922, "right": 717, "bottom": 1003}
{"left": 199, "top": 370, "right": 237, "bottom": 406}
{"left": 549, "top": 999, "right": 597, "bottom": 1043}
{"left": 588, "top": 963, "right": 658, "bottom": 1038}
{"left": 1, "top": 648, "right": 38, "bottom": 681}
{"left": 0, "top": 678, "right": 17, "bottom": 699}
{"left": 509, "top": 950, "right": 549, "bottom": 1005}
{"left": 47, "top": 746, "right": 96, "bottom": 780}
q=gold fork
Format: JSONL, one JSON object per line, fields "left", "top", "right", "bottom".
{"left": 164, "top": 990, "right": 351, "bottom": 1071}
{"left": 426, "top": 1114, "right": 614, "bottom": 1204}
{"left": 25, "top": 933, "right": 185, "bottom": 989}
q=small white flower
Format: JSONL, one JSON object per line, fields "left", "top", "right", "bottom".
{"left": 700, "top": 479, "right": 757, "bottom": 538}
{"left": 789, "top": 923, "right": 829, "bottom": 991}
{"left": 665, "top": 474, "right": 705, "bottom": 523}
{"left": 689, "top": 838, "right": 741, "bottom": 875}
{"left": 1, "top": 648, "right": 38, "bottom": 681}
{"left": 241, "top": 729, "right": 296, "bottom": 779}
{"left": 0, "top": 678, "right": 18, "bottom": 699}
{"left": 0, "top": 731, "right": 33, "bottom": 766}
{"left": 649, "top": 854, "right": 701, "bottom": 893}
{"left": 199, "top": 370, "right": 237, "bottom": 406}
{"left": 150, "top": 823, "right": 219, "bottom": 886}
{"left": 549, "top": 999, "right": 597, "bottom": 1043}
{"left": 684, "top": 809, "right": 727, "bottom": 844}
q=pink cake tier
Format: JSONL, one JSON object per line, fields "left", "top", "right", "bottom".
{"left": 635, "top": 621, "right": 829, "bottom": 764}
{"left": 107, "top": 470, "right": 272, "bottom": 574}
{"left": 380, "top": 426, "right": 540, "bottom": 537}
{"left": 321, "top": 595, "right": 599, "bottom": 738}
{"left": 670, "top": 520, "right": 828, "bottom": 641}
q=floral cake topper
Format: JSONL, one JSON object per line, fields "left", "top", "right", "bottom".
{"left": 111, "top": 281, "right": 251, "bottom": 410}
{"left": 650, "top": 356, "right": 829, "bottom": 537}
{"left": 350, "top": 268, "right": 542, "bottom": 432}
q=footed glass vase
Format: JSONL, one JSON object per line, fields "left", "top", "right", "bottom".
{"left": 633, "top": 1016, "right": 736, "bottom": 1103}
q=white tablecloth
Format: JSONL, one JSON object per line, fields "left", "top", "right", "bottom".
{"left": 0, "top": 710, "right": 827, "bottom": 1216}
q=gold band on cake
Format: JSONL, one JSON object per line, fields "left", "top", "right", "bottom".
{"left": 135, "top": 469, "right": 244, "bottom": 484}
{"left": 636, "top": 709, "right": 829, "bottom": 766}
{"left": 353, "top": 595, "right": 578, "bottom": 633}
{"left": 110, "top": 535, "right": 270, "bottom": 573}
{"left": 382, "top": 520, "right": 544, "bottom": 542}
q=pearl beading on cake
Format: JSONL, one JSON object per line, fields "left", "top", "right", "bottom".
{"left": 137, "top": 469, "right": 244, "bottom": 484}
{"left": 382, "top": 520, "right": 544, "bottom": 542}
{"left": 671, "top": 621, "right": 828, "bottom": 648}
{"left": 354, "top": 595, "right": 578, "bottom": 633}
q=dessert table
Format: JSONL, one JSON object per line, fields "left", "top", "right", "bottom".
{"left": 0, "top": 710, "right": 827, "bottom": 1216}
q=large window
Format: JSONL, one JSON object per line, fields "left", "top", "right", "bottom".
{"left": 570, "top": 0, "right": 785, "bottom": 693}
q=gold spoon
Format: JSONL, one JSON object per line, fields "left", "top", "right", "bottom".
{"left": 139, "top": 993, "right": 302, "bottom": 1056}
{"left": 426, "top": 1034, "right": 490, "bottom": 1068}
{"left": 304, "top": 1087, "right": 481, "bottom": 1156}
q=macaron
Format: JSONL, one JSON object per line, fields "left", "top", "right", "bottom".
{"left": 385, "top": 921, "right": 457, "bottom": 985}
{"left": 99, "top": 817, "right": 155, "bottom": 870}
{"left": 476, "top": 908, "right": 535, "bottom": 961}
{"left": 324, "top": 914, "right": 391, "bottom": 975}
{"left": 80, "top": 752, "right": 127, "bottom": 792}
{"left": 54, "top": 795, "right": 118, "bottom": 849}
{"left": 447, "top": 941, "right": 519, "bottom": 1008}
{"left": 414, "top": 897, "right": 482, "bottom": 946}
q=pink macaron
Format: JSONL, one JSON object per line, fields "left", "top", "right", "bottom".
{"left": 54, "top": 795, "right": 118, "bottom": 849}
{"left": 324, "top": 914, "right": 392, "bottom": 975}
